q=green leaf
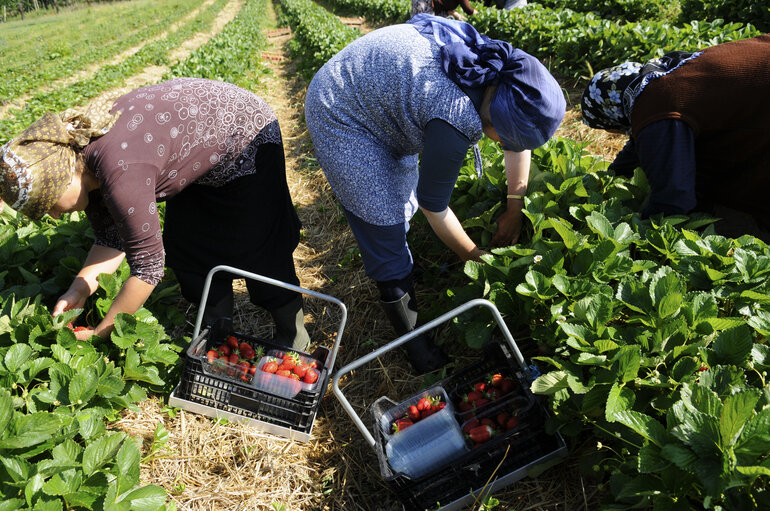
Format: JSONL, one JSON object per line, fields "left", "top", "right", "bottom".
{"left": 83, "top": 432, "right": 126, "bottom": 476}
{"left": 0, "top": 500, "right": 25, "bottom": 511}
{"left": 69, "top": 367, "right": 98, "bottom": 406}
{"left": 575, "top": 352, "right": 607, "bottom": 365}
{"left": 719, "top": 391, "right": 761, "bottom": 446}
{"left": 549, "top": 217, "right": 580, "bottom": 250}
{"left": 5, "top": 343, "right": 34, "bottom": 373}
{"left": 614, "top": 410, "right": 668, "bottom": 447}
{"left": 638, "top": 443, "right": 670, "bottom": 474}
{"left": 116, "top": 437, "right": 141, "bottom": 489}
{"left": 606, "top": 383, "right": 635, "bottom": 423}
{"left": 530, "top": 371, "right": 569, "bottom": 395}
{"left": 42, "top": 468, "right": 83, "bottom": 496}
{"left": 735, "top": 465, "right": 770, "bottom": 477}
{"left": 120, "top": 484, "right": 167, "bottom": 511}
{"left": 614, "top": 345, "right": 641, "bottom": 383}
{"left": 657, "top": 292, "right": 682, "bottom": 319}
{"left": 747, "top": 310, "right": 770, "bottom": 336}
{"left": 2, "top": 456, "right": 32, "bottom": 482}
{"left": 660, "top": 443, "right": 698, "bottom": 470}
{"left": 0, "top": 388, "right": 14, "bottom": 435}
{"left": 712, "top": 325, "right": 754, "bottom": 365}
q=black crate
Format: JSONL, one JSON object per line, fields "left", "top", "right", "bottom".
{"left": 175, "top": 321, "right": 330, "bottom": 435}
{"left": 371, "top": 341, "right": 566, "bottom": 511}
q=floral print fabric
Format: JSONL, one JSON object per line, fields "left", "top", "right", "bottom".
{"left": 581, "top": 51, "right": 701, "bottom": 132}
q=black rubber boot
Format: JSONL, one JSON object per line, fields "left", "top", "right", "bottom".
{"left": 269, "top": 295, "right": 311, "bottom": 352}
{"left": 379, "top": 289, "right": 449, "bottom": 374}
{"left": 202, "top": 292, "right": 233, "bottom": 333}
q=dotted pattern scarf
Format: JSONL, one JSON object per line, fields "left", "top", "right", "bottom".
{"left": 0, "top": 95, "right": 121, "bottom": 220}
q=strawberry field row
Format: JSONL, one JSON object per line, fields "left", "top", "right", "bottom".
{"left": 0, "top": 0, "right": 203, "bottom": 107}
{"left": 0, "top": 0, "right": 231, "bottom": 145}
{"left": 275, "top": 0, "right": 360, "bottom": 78}
{"left": 462, "top": 5, "right": 760, "bottom": 79}
{"left": 322, "top": 0, "right": 410, "bottom": 24}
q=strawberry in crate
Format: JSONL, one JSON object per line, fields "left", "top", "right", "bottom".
{"left": 390, "top": 394, "right": 447, "bottom": 434}
{"left": 461, "top": 394, "right": 529, "bottom": 448}
{"left": 456, "top": 371, "right": 519, "bottom": 419}
{"left": 260, "top": 350, "right": 320, "bottom": 385}
{"left": 204, "top": 335, "right": 264, "bottom": 384}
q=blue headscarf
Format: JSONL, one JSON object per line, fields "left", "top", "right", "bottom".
{"left": 408, "top": 14, "right": 565, "bottom": 152}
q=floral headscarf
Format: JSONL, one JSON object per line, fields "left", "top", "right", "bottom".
{"left": 0, "top": 95, "right": 120, "bottom": 220}
{"left": 581, "top": 51, "right": 701, "bottom": 133}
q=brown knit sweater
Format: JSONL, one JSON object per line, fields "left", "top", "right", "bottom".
{"left": 631, "top": 34, "right": 770, "bottom": 220}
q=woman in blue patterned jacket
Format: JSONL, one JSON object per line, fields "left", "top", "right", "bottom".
{"left": 305, "top": 14, "right": 565, "bottom": 373}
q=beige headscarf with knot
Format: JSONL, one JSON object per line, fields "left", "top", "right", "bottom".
{"left": 0, "top": 95, "right": 121, "bottom": 220}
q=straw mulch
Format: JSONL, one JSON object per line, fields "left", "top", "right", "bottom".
{"left": 113, "top": 7, "right": 626, "bottom": 510}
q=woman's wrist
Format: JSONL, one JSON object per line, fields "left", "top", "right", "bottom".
{"left": 70, "top": 276, "right": 94, "bottom": 297}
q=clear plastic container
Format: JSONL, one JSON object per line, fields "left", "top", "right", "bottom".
{"left": 199, "top": 339, "right": 264, "bottom": 385}
{"left": 381, "top": 386, "right": 469, "bottom": 479}
{"left": 253, "top": 356, "right": 304, "bottom": 398}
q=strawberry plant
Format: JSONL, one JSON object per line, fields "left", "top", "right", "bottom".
{"left": 277, "top": 0, "right": 361, "bottom": 79}
{"left": 446, "top": 135, "right": 770, "bottom": 507}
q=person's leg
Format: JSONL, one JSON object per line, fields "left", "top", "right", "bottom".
{"left": 173, "top": 268, "right": 235, "bottom": 331}
{"left": 240, "top": 140, "right": 310, "bottom": 351}
{"left": 164, "top": 184, "right": 237, "bottom": 331}
{"left": 344, "top": 209, "right": 449, "bottom": 374}
{"left": 245, "top": 260, "right": 310, "bottom": 352}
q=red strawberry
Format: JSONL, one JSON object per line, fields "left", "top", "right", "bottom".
{"left": 474, "top": 398, "right": 490, "bottom": 409}
{"left": 226, "top": 335, "right": 239, "bottom": 349}
{"left": 240, "top": 374, "right": 250, "bottom": 382}
{"left": 239, "top": 342, "right": 255, "bottom": 360}
{"left": 432, "top": 401, "right": 446, "bottom": 412}
{"left": 392, "top": 418, "right": 413, "bottom": 433}
{"left": 506, "top": 416, "right": 519, "bottom": 431}
{"left": 417, "top": 397, "right": 432, "bottom": 411}
{"left": 303, "top": 368, "right": 319, "bottom": 384}
{"left": 281, "top": 352, "right": 299, "bottom": 370}
{"left": 228, "top": 353, "right": 239, "bottom": 366}
{"left": 290, "top": 373, "right": 301, "bottom": 380}
{"left": 275, "top": 369, "right": 292, "bottom": 378}
{"left": 467, "top": 425, "right": 495, "bottom": 443}
{"left": 474, "top": 382, "right": 487, "bottom": 393}
{"left": 481, "top": 417, "right": 496, "bottom": 428}
{"left": 249, "top": 365, "right": 257, "bottom": 375}
{"left": 293, "top": 363, "right": 309, "bottom": 378}
{"left": 219, "top": 344, "right": 231, "bottom": 356}
{"left": 496, "top": 413, "right": 509, "bottom": 428}
{"left": 237, "top": 361, "right": 251, "bottom": 375}
{"left": 466, "top": 390, "right": 483, "bottom": 403}
{"left": 262, "top": 361, "right": 279, "bottom": 373}
{"left": 206, "top": 350, "right": 218, "bottom": 364}
{"left": 407, "top": 405, "right": 420, "bottom": 421}
{"left": 462, "top": 419, "right": 481, "bottom": 435}
{"left": 73, "top": 326, "right": 89, "bottom": 332}
{"left": 420, "top": 408, "right": 437, "bottom": 420}
{"left": 490, "top": 373, "right": 504, "bottom": 388}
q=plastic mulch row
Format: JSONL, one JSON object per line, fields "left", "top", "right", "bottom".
{"left": 371, "top": 342, "right": 561, "bottom": 510}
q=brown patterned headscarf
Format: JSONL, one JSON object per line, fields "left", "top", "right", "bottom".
{"left": 0, "top": 95, "right": 121, "bottom": 220}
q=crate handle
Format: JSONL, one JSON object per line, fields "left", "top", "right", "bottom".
{"left": 332, "top": 298, "right": 529, "bottom": 449}
{"left": 193, "top": 265, "right": 348, "bottom": 377}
